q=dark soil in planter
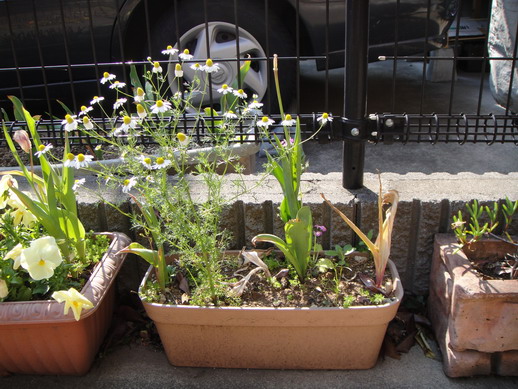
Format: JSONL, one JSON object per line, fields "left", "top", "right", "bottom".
{"left": 463, "top": 240, "right": 518, "bottom": 280}
{"left": 141, "top": 253, "right": 397, "bottom": 308}
{"left": 468, "top": 256, "right": 518, "bottom": 280}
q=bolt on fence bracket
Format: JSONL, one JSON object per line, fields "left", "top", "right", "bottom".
{"left": 369, "top": 114, "right": 407, "bottom": 144}
{"left": 331, "top": 117, "right": 375, "bottom": 142}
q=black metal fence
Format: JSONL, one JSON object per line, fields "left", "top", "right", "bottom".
{"left": 1, "top": 0, "right": 517, "bottom": 188}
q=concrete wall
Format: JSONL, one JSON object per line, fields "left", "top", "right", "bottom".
{"left": 77, "top": 172, "right": 518, "bottom": 296}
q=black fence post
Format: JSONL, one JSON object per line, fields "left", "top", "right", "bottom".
{"left": 342, "top": 0, "right": 370, "bottom": 189}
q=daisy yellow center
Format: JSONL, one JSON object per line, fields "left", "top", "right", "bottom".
{"left": 38, "top": 259, "right": 45, "bottom": 266}
{"left": 137, "top": 104, "right": 145, "bottom": 113}
{"left": 237, "top": 89, "right": 244, "bottom": 95}
{"left": 156, "top": 100, "right": 164, "bottom": 108}
{"left": 81, "top": 105, "right": 87, "bottom": 112}
{"left": 285, "top": 114, "right": 292, "bottom": 121}
{"left": 137, "top": 87, "right": 144, "bottom": 96}
{"left": 228, "top": 110, "right": 234, "bottom": 114}
{"left": 261, "top": 116, "right": 269, "bottom": 123}
{"left": 38, "top": 144, "right": 46, "bottom": 151}
{"left": 322, "top": 112, "right": 329, "bottom": 119}
{"left": 65, "top": 114, "right": 74, "bottom": 124}
{"left": 183, "top": 49, "right": 189, "bottom": 55}
{"left": 206, "top": 59, "right": 213, "bottom": 67}
{"left": 83, "top": 117, "right": 90, "bottom": 124}
{"left": 177, "top": 133, "right": 187, "bottom": 142}
{"left": 156, "top": 157, "right": 165, "bottom": 165}
{"left": 222, "top": 84, "right": 228, "bottom": 89}
{"left": 67, "top": 153, "right": 75, "bottom": 161}
{"left": 193, "top": 63, "right": 200, "bottom": 69}
{"left": 144, "top": 157, "right": 151, "bottom": 164}
{"left": 123, "top": 116, "right": 131, "bottom": 125}
{"left": 103, "top": 72, "right": 110, "bottom": 78}
{"left": 93, "top": 96, "right": 99, "bottom": 100}
{"left": 77, "top": 154, "right": 85, "bottom": 162}
{"left": 175, "top": 64, "right": 182, "bottom": 71}
{"left": 123, "top": 179, "right": 130, "bottom": 186}
{"left": 153, "top": 61, "right": 160, "bottom": 68}
{"left": 167, "top": 45, "right": 173, "bottom": 50}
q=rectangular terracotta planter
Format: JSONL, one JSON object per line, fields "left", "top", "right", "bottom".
{"left": 429, "top": 234, "right": 518, "bottom": 377}
{"left": 0, "top": 232, "right": 131, "bottom": 376}
{"left": 140, "top": 259, "right": 403, "bottom": 370}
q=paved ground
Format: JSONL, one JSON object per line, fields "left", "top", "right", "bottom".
{"left": 4, "top": 342, "right": 518, "bottom": 388}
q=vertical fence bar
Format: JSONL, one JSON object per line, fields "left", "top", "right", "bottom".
{"left": 342, "top": 0, "right": 369, "bottom": 189}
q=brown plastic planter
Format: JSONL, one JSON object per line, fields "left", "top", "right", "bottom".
{"left": 0, "top": 232, "right": 131, "bottom": 376}
{"left": 429, "top": 234, "right": 518, "bottom": 377}
{"left": 140, "top": 259, "right": 403, "bottom": 370}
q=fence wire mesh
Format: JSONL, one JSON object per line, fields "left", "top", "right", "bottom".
{"left": 0, "top": 0, "right": 517, "bottom": 152}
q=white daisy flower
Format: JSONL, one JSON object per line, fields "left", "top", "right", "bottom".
{"left": 136, "top": 104, "right": 147, "bottom": 119}
{"left": 78, "top": 105, "right": 93, "bottom": 116}
{"left": 109, "top": 81, "right": 126, "bottom": 90}
{"left": 64, "top": 153, "right": 76, "bottom": 167}
{"left": 202, "top": 58, "right": 220, "bottom": 73}
{"left": 82, "top": 116, "right": 94, "bottom": 130}
{"left": 173, "top": 91, "right": 183, "bottom": 100}
{"left": 176, "top": 132, "right": 189, "bottom": 146}
{"left": 178, "top": 49, "right": 193, "bottom": 61}
{"left": 256, "top": 116, "right": 275, "bottom": 128}
{"left": 248, "top": 100, "right": 263, "bottom": 109}
{"left": 217, "top": 84, "right": 233, "bottom": 95}
{"left": 190, "top": 63, "right": 202, "bottom": 71}
{"left": 281, "top": 114, "right": 296, "bottom": 127}
{"left": 224, "top": 111, "right": 238, "bottom": 119}
{"left": 90, "top": 96, "right": 105, "bottom": 105}
{"left": 113, "top": 98, "right": 127, "bottom": 110}
{"left": 100, "top": 72, "right": 116, "bottom": 84}
{"left": 151, "top": 100, "right": 172, "bottom": 114}
{"left": 72, "top": 178, "right": 86, "bottom": 192}
{"left": 122, "top": 177, "right": 137, "bottom": 193}
{"left": 174, "top": 63, "right": 183, "bottom": 77}
{"left": 34, "top": 143, "right": 53, "bottom": 158}
{"left": 152, "top": 61, "right": 163, "bottom": 74}
{"left": 317, "top": 112, "right": 333, "bottom": 124}
{"left": 71, "top": 153, "right": 93, "bottom": 169}
{"left": 118, "top": 115, "right": 138, "bottom": 133}
{"left": 233, "top": 89, "right": 247, "bottom": 99}
{"left": 62, "top": 114, "right": 79, "bottom": 132}
{"left": 134, "top": 87, "right": 145, "bottom": 103}
{"left": 161, "top": 45, "right": 178, "bottom": 56}
{"left": 138, "top": 155, "right": 154, "bottom": 170}
{"left": 152, "top": 157, "right": 172, "bottom": 170}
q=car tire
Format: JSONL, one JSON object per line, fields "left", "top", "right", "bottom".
{"left": 150, "top": 0, "right": 295, "bottom": 113}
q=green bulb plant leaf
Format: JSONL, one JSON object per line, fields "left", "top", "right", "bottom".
{"left": 1, "top": 96, "right": 86, "bottom": 261}
{"left": 321, "top": 178, "right": 399, "bottom": 288}
{"left": 252, "top": 206, "right": 313, "bottom": 281}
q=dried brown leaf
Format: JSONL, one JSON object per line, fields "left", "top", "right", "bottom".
{"left": 176, "top": 273, "right": 190, "bottom": 294}
{"left": 240, "top": 249, "right": 272, "bottom": 278}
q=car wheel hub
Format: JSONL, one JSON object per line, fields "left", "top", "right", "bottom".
{"left": 167, "top": 22, "right": 267, "bottom": 107}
